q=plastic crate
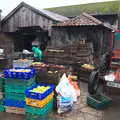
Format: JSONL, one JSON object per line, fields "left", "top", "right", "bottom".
{"left": 26, "top": 113, "right": 47, "bottom": 120}
{"left": 0, "top": 83, "right": 4, "bottom": 88}
{"left": 0, "top": 77, "right": 5, "bottom": 92}
{"left": 0, "top": 82, "right": 4, "bottom": 87}
{"left": 13, "top": 60, "right": 33, "bottom": 68}
{"left": 25, "top": 92, "right": 54, "bottom": 108}
{"left": 5, "top": 92, "right": 25, "bottom": 101}
{"left": 4, "top": 68, "right": 36, "bottom": 80}
{"left": 0, "top": 100, "right": 3, "bottom": 105}
{"left": 5, "top": 77, "right": 35, "bottom": 86}
{"left": 0, "top": 77, "right": 4, "bottom": 84}
{"left": 3, "top": 99, "right": 25, "bottom": 108}
{"left": 36, "top": 69, "right": 61, "bottom": 85}
{"left": 25, "top": 99, "right": 53, "bottom": 115}
{"left": 87, "top": 94, "right": 112, "bottom": 109}
{"left": 5, "top": 106, "right": 25, "bottom": 114}
{"left": 4, "top": 84, "right": 34, "bottom": 94}
{"left": 25, "top": 83, "right": 55, "bottom": 100}
{"left": 0, "top": 105, "right": 5, "bottom": 112}
{"left": 0, "top": 86, "right": 4, "bottom": 92}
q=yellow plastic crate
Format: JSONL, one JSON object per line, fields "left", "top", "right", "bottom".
{"left": 25, "top": 92, "right": 54, "bottom": 108}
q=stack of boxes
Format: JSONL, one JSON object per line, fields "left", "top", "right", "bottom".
{"left": 0, "top": 74, "right": 5, "bottom": 112}
{"left": 25, "top": 83, "right": 54, "bottom": 118}
{"left": 3, "top": 68, "right": 36, "bottom": 114}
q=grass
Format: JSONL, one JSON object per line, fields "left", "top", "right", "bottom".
{"left": 45, "top": 0, "right": 120, "bottom": 17}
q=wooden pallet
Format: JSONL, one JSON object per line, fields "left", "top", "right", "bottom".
{"left": 0, "top": 92, "right": 3, "bottom": 99}
{"left": 5, "top": 106, "right": 25, "bottom": 115}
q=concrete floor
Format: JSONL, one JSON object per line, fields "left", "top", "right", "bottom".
{"left": 0, "top": 81, "right": 120, "bottom": 120}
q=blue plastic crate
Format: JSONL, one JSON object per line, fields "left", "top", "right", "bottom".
{"left": 25, "top": 83, "right": 55, "bottom": 100}
{"left": 3, "top": 99, "right": 25, "bottom": 108}
{"left": 4, "top": 68, "right": 36, "bottom": 80}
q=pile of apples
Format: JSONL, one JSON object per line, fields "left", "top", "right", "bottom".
{"left": 32, "top": 62, "right": 48, "bottom": 67}
{"left": 18, "top": 59, "right": 28, "bottom": 62}
{"left": 30, "top": 86, "right": 50, "bottom": 93}
{"left": 9, "top": 68, "right": 31, "bottom": 73}
{"left": 81, "top": 64, "right": 95, "bottom": 70}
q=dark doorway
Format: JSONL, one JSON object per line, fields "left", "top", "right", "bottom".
{"left": 23, "top": 35, "right": 36, "bottom": 51}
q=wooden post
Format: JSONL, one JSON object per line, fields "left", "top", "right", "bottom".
{"left": 118, "top": 13, "right": 120, "bottom": 29}
{"left": 0, "top": 10, "right": 2, "bottom": 31}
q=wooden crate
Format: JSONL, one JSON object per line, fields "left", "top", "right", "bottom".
{"left": 0, "top": 92, "right": 3, "bottom": 99}
{"left": 46, "top": 42, "right": 93, "bottom": 65}
{"left": 5, "top": 106, "right": 25, "bottom": 115}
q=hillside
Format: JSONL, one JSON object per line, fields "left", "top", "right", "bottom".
{"left": 45, "top": 0, "right": 120, "bottom": 17}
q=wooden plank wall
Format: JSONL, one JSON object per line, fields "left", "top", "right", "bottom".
{"left": 50, "top": 26, "right": 112, "bottom": 65}
{"left": 0, "top": 33, "right": 14, "bottom": 67}
{"left": 45, "top": 42, "right": 94, "bottom": 65}
{"left": 0, "top": 11, "right": 1, "bottom": 31}
{"left": 1, "top": 6, "right": 54, "bottom": 32}
{"left": 0, "top": 33, "right": 14, "bottom": 57}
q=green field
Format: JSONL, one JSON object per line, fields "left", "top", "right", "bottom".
{"left": 45, "top": 0, "right": 119, "bottom": 17}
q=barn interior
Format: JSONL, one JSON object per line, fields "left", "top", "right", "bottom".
{"left": 13, "top": 26, "right": 48, "bottom": 52}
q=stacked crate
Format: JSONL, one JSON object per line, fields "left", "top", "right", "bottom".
{"left": 0, "top": 74, "right": 5, "bottom": 112}
{"left": 13, "top": 59, "right": 33, "bottom": 68}
{"left": 3, "top": 68, "right": 36, "bottom": 114}
{"left": 25, "top": 83, "right": 54, "bottom": 117}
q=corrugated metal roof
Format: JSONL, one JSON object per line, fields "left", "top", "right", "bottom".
{"left": 40, "top": 9, "right": 69, "bottom": 22}
{"left": 2, "top": 2, "right": 69, "bottom": 23}
{"left": 53, "top": 13, "right": 104, "bottom": 27}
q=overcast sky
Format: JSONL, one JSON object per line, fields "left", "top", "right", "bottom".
{"left": 0, "top": 0, "right": 114, "bottom": 16}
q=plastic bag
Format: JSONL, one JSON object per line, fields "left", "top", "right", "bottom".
{"left": 22, "top": 49, "right": 31, "bottom": 54}
{"left": 57, "top": 95, "right": 73, "bottom": 114}
{"left": 68, "top": 76, "right": 80, "bottom": 97}
{"left": 105, "top": 74, "right": 115, "bottom": 82}
{"left": 56, "top": 73, "right": 77, "bottom": 102}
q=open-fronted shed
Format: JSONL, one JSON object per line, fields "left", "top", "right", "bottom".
{"left": 48, "top": 13, "right": 113, "bottom": 65}
{"left": 0, "top": 2, "right": 69, "bottom": 57}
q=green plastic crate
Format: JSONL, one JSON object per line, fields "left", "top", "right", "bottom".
{"left": 0, "top": 105, "right": 5, "bottom": 112}
{"left": 87, "top": 94, "right": 112, "bottom": 109}
{"left": 5, "top": 77, "right": 35, "bottom": 86}
{"left": 0, "top": 84, "right": 3, "bottom": 88}
{"left": 4, "top": 84, "right": 33, "bottom": 94}
{"left": 5, "top": 92, "right": 25, "bottom": 101}
{"left": 0, "top": 81, "right": 4, "bottom": 85}
{"left": 25, "top": 99, "right": 53, "bottom": 115}
{"left": 0, "top": 78, "right": 5, "bottom": 92}
{"left": 26, "top": 113, "right": 47, "bottom": 120}
{"left": 0, "top": 86, "right": 4, "bottom": 92}
{"left": 0, "top": 100, "right": 3, "bottom": 105}
{"left": 0, "top": 77, "right": 5, "bottom": 81}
